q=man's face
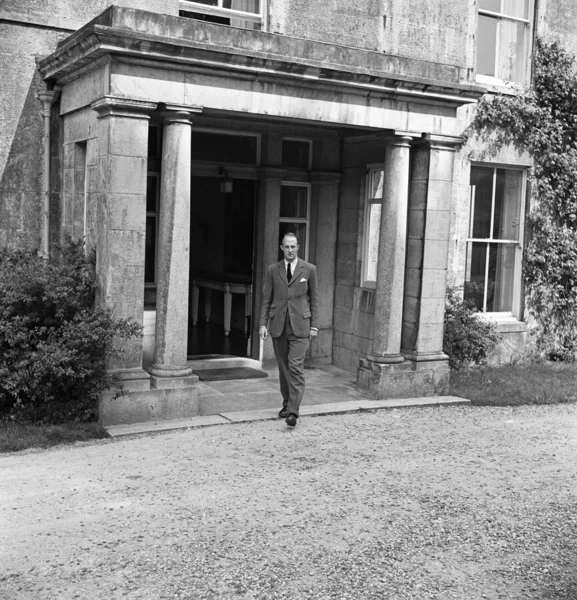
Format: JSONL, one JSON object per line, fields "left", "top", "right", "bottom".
{"left": 280, "top": 236, "right": 299, "bottom": 262}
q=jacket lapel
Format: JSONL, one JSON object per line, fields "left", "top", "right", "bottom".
{"left": 278, "top": 260, "right": 288, "bottom": 285}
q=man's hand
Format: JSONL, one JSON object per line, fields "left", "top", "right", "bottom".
{"left": 309, "top": 328, "right": 318, "bottom": 339}
{"left": 259, "top": 326, "right": 268, "bottom": 340}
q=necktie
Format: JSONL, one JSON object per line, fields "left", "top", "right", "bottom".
{"left": 287, "top": 263, "right": 292, "bottom": 282}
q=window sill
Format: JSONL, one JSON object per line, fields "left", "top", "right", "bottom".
{"left": 481, "top": 313, "right": 527, "bottom": 334}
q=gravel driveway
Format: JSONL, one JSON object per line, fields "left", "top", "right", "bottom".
{"left": 2, "top": 404, "right": 577, "bottom": 600}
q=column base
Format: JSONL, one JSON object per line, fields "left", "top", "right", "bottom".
{"left": 366, "top": 352, "right": 405, "bottom": 364}
{"left": 357, "top": 356, "right": 450, "bottom": 400}
{"left": 150, "top": 374, "right": 199, "bottom": 389}
{"left": 109, "top": 367, "right": 152, "bottom": 392}
{"left": 401, "top": 350, "right": 450, "bottom": 362}
{"left": 99, "top": 367, "right": 200, "bottom": 426}
{"left": 148, "top": 364, "right": 194, "bottom": 378}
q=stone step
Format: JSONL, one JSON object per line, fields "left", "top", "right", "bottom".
{"left": 187, "top": 354, "right": 263, "bottom": 371}
{"left": 105, "top": 396, "right": 471, "bottom": 437}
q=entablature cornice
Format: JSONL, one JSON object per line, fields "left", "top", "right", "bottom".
{"left": 38, "top": 7, "right": 486, "bottom": 110}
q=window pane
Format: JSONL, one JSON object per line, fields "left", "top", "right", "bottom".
{"left": 368, "top": 170, "right": 384, "bottom": 200}
{"left": 479, "top": 0, "right": 529, "bottom": 18}
{"left": 280, "top": 186, "right": 308, "bottom": 218}
{"left": 278, "top": 223, "right": 307, "bottom": 260}
{"left": 477, "top": 15, "right": 497, "bottom": 77}
{"left": 497, "top": 19, "right": 527, "bottom": 83}
{"left": 224, "top": 0, "right": 260, "bottom": 13}
{"left": 145, "top": 216, "right": 156, "bottom": 284}
{"left": 502, "top": 0, "right": 529, "bottom": 19}
{"left": 493, "top": 169, "right": 523, "bottom": 241}
{"left": 146, "top": 175, "right": 158, "bottom": 213}
{"left": 190, "top": 132, "right": 258, "bottom": 165}
{"left": 465, "top": 241, "right": 487, "bottom": 311}
{"left": 282, "top": 139, "right": 310, "bottom": 169}
{"left": 365, "top": 202, "right": 382, "bottom": 283}
{"left": 488, "top": 243, "right": 517, "bottom": 311}
{"left": 465, "top": 241, "right": 517, "bottom": 312}
{"left": 479, "top": 0, "right": 501, "bottom": 11}
{"left": 470, "top": 166, "right": 494, "bottom": 238}
{"left": 193, "top": 0, "right": 219, "bottom": 5}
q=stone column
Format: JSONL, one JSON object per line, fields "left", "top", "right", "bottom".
{"left": 402, "top": 135, "right": 461, "bottom": 361}
{"left": 253, "top": 167, "right": 286, "bottom": 360}
{"left": 150, "top": 104, "right": 202, "bottom": 382}
{"left": 91, "top": 96, "right": 157, "bottom": 388}
{"left": 367, "top": 135, "right": 413, "bottom": 364}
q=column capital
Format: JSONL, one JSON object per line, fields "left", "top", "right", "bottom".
{"left": 91, "top": 95, "right": 158, "bottom": 120}
{"left": 258, "top": 166, "right": 287, "bottom": 181}
{"left": 36, "top": 88, "right": 61, "bottom": 116}
{"left": 158, "top": 103, "right": 203, "bottom": 125}
{"left": 385, "top": 131, "right": 419, "bottom": 148}
{"left": 420, "top": 133, "right": 465, "bottom": 151}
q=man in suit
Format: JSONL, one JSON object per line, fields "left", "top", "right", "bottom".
{"left": 259, "top": 233, "right": 319, "bottom": 427}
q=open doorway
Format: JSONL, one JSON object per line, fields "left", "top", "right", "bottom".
{"left": 188, "top": 175, "right": 256, "bottom": 358}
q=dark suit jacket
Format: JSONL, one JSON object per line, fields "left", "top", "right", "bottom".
{"left": 259, "top": 259, "right": 320, "bottom": 338}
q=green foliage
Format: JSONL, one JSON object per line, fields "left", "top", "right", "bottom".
{"left": 0, "top": 238, "right": 142, "bottom": 423}
{"left": 468, "top": 39, "right": 577, "bottom": 361}
{"left": 443, "top": 290, "right": 501, "bottom": 370}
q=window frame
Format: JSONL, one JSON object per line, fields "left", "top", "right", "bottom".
{"left": 360, "top": 164, "right": 385, "bottom": 290}
{"left": 476, "top": 0, "right": 533, "bottom": 87}
{"left": 179, "top": 0, "right": 265, "bottom": 29}
{"left": 190, "top": 127, "right": 261, "bottom": 167}
{"left": 466, "top": 163, "right": 527, "bottom": 319}
{"left": 281, "top": 137, "right": 313, "bottom": 170}
{"left": 279, "top": 181, "right": 311, "bottom": 262}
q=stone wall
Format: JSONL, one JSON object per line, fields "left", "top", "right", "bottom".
{"left": 332, "top": 139, "right": 383, "bottom": 373}
{"left": 537, "top": 0, "right": 577, "bottom": 55}
{"left": 0, "top": 0, "right": 177, "bottom": 251}
{"left": 0, "top": 23, "right": 61, "bottom": 250}
{"left": 269, "top": 0, "right": 475, "bottom": 82}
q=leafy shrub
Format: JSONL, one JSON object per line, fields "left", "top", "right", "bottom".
{"left": 443, "top": 290, "right": 501, "bottom": 370}
{"left": 0, "top": 238, "right": 142, "bottom": 423}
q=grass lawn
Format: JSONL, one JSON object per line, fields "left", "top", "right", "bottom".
{"left": 450, "top": 361, "right": 577, "bottom": 406}
{"left": 0, "top": 421, "right": 109, "bottom": 454}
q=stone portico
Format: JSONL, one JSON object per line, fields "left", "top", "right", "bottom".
{"left": 38, "top": 6, "right": 483, "bottom": 426}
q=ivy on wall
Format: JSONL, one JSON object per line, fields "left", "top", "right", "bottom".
{"left": 467, "top": 39, "right": 577, "bottom": 361}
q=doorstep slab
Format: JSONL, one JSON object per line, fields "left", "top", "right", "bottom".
{"left": 104, "top": 396, "right": 471, "bottom": 437}
{"left": 299, "top": 400, "right": 368, "bottom": 415}
{"left": 106, "top": 414, "right": 230, "bottom": 437}
{"left": 219, "top": 408, "right": 279, "bottom": 423}
{"left": 359, "top": 396, "right": 471, "bottom": 409}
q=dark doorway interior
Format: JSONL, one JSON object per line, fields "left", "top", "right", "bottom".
{"left": 188, "top": 175, "right": 256, "bottom": 358}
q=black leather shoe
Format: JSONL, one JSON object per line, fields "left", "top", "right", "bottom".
{"left": 278, "top": 407, "right": 289, "bottom": 418}
{"left": 285, "top": 414, "right": 297, "bottom": 427}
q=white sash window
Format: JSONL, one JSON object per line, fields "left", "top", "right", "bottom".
{"left": 477, "top": 0, "right": 533, "bottom": 85}
{"left": 466, "top": 165, "right": 527, "bottom": 317}
{"left": 179, "top": 0, "right": 264, "bottom": 30}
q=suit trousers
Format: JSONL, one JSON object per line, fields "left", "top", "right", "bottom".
{"left": 272, "top": 314, "right": 309, "bottom": 418}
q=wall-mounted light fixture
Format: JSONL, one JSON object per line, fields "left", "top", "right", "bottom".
{"left": 219, "top": 167, "right": 233, "bottom": 194}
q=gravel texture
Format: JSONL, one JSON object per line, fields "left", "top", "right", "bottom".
{"left": 1, "top": 404, "right": 577, "bottom": 599}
